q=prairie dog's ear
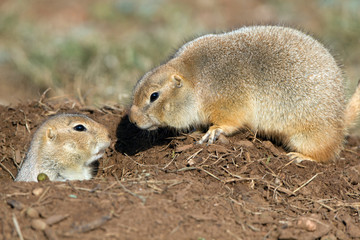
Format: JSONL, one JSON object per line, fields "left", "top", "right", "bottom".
{"left": 171, "top": 74, "right": 183, "bottom": 88}
{"left": 46, "top": 127, "right": 56, "bottom": 141}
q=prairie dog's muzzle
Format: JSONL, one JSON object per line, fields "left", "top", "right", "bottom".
{"left": 129, "top": 105, "right": 139, "bottom": 125}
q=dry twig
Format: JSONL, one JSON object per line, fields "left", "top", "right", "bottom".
{"left": 293, "top": 173, "right": 321, "bottom": 193}
{"left": 0, "top": 157, "right": 15, "bottom": 180}
{"left": 12, "top": 213, "right": 24, "bottom": 240}
{"left": 114, "top": 174, "right": 146, "bottom": 204}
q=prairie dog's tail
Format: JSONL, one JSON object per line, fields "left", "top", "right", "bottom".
{"left": 345, "top": 80, "right": 360, "bottom": 129}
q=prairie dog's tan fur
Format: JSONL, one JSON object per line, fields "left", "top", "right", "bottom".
{"left": 15, "top": 114, "right": 111, "bottom": 182}
{"left": 130, "top": 26, "right": 360, "bottom": 163}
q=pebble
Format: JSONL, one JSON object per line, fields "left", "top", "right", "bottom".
{"left": 32, "top": 187, "right": 44, "bottom": 196}
{"left": 26, "top": 208, "right": 40, "bottom": 218}
{"left": 297, "top": 217, "right": 317, "bottom": 232}
{"left": 6, "top": 199, "right": 24, "bottom": 210}
{"left": 31, "top": 219, "right": 48, "bottom": 231}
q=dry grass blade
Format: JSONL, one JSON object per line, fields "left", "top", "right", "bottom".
{"left": 0, "top": 158, "right": 15, "bottom": 180}
{"left": 175, "top": 166, "right": 223, "bottom": 182}
{"left": 35, "top": 186, "right": 51, "bottom": 204}
{"left": 12, "top": 213, "right": 24, "bottom": 240}
{"left": 293, "top": 173, "right": 321, "bottom": 193}
{"left": 114, "top": 174, "right": 146, "bottom": 204}
{"left": 124, "top": 154, "right": 159, "bottom": 167}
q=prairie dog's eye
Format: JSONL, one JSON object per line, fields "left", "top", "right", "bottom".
{"left": 73, "top": 124, "right": 87, "bottom": 132}
{"left": 150, "top": 92, "right": 159, "bottom": 102}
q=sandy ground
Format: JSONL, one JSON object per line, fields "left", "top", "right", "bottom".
{"left": 0, "top": 99, "right": 359, "bottom": 240}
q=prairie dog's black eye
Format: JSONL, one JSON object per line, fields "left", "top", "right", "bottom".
{"left": 73, "top": 124, "right": 87, "bottom": 132}
{"left": 150, "top": 92, "right": 159, "bottom": 102}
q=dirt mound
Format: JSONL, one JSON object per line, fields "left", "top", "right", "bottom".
{"left": 1, "top": 99, "right": 359, "bottom": 240}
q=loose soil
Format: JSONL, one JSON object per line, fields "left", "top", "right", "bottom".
{"left": 1, "top": 98, "right": 359, "bottom": 240}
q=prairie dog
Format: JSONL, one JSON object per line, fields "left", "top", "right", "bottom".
{"left": 129, "top": 25, "right": 360, "bottom": 163}
{"left": 15, "top": 114, "right": 111, "bottom": 182}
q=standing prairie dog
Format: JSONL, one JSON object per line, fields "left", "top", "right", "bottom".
{"left": 15, "top": 114, "right": 111, "bottom": 182}
{"left": 129, "top": 25, "right": 360, "bottom": 163}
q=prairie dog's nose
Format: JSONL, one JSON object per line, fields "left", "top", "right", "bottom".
{"left": 129, "top": 105, "right": 139, "bottom": 125}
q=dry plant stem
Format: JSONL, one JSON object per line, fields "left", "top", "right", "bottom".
{"left": 114, "top": 174, "right": 146, "bottom": 204}
{"left": 12, "top": 213, "right": 24, "bottom": 240}
{"left": 222, "top": 167, "right": 295, "bottom": 196}
{"left": 305, "top": 198, "right": 336, "bottom": 211}
{"left": 175, "top": 166, "right": 223, "bottom": 182}
{"left": 226, "top": 229, "right": 243, "bottom": 240}
{"left": 343, "top": 148, "right": 360, "bottom": 157}
{"left": 293, "top": 173, "right": 321, "bottom": 193}
{"left": 0, "top": 157, "right": 15, "bottom": 180}
{"left": 19, "top": 109, "right": 30, "bottom": 133}
{"left": 38, "top": 88, "right": 53, "bottom": 110}
{"left": 278, "top": 158, "right": 297, "bottom": 170}
{"left": 124, "top": 153, "right": 158, "bottom": 167}
{"left": 186, "top": 149, "right": 203, "bottom": 162}
{"left": 36, "top": 186, "right": 51, "bottom": 204}
{"left": 162, "top": 153, "right": 178, "bottom": 170}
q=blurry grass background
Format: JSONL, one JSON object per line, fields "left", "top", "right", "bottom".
{"left": 0, "top": 0, "right": 359, "bottom": 109}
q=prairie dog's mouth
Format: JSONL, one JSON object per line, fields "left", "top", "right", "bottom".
{"left": 136, "top": 122, "right": 159, "bottom": 131}
{"left": 95, "top": 149, "right": 106, "bottom": 155}
{"left": 147, "top": 126, "right": 159, "bottom": 131}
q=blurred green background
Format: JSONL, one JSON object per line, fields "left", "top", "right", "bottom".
{"left": 0, "top": 0, "right": 359, "bottom": 107}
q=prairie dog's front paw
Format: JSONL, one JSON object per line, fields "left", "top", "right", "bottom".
{"left": 198, "top": 127, "right": 224, "bottom": 144}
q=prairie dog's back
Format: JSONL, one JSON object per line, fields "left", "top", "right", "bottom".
{"left": 171, "top": 26, "right": 345, "bottom": 131}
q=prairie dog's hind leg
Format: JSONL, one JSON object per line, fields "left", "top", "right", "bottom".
{"left": 286, "top": 130, "right": 343, "bottom": 163}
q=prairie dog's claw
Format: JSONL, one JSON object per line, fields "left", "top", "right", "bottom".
{"left": 287, "top": 152, "right": 316, "bottom": 163}
{"left": 198, "top": 128, "right": 224, "bottom": 144}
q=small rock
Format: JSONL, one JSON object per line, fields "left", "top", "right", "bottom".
{"left": 31, "top": 219, "right": 48, "bottom": 231}
{"left": 26, "top": 208, "right": 40, "bottom": 218}
{"left": 187, "top": 158, "right": 196, "bottom": 166}
{"left": 6, "top": 199, "right": 24, "bottom": 210}
{"left": 32, "top": 187, "right": 44, "bottom": 196}
{"left": 15, "top": 150, "right": 22, "bottom": 164}
{"left": 297, "top": 217, "right": 317, "bottom": 232}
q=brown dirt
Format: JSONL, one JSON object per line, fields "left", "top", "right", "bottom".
{"left": 1, "top": 99, "right": 360, "bottom": 240}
